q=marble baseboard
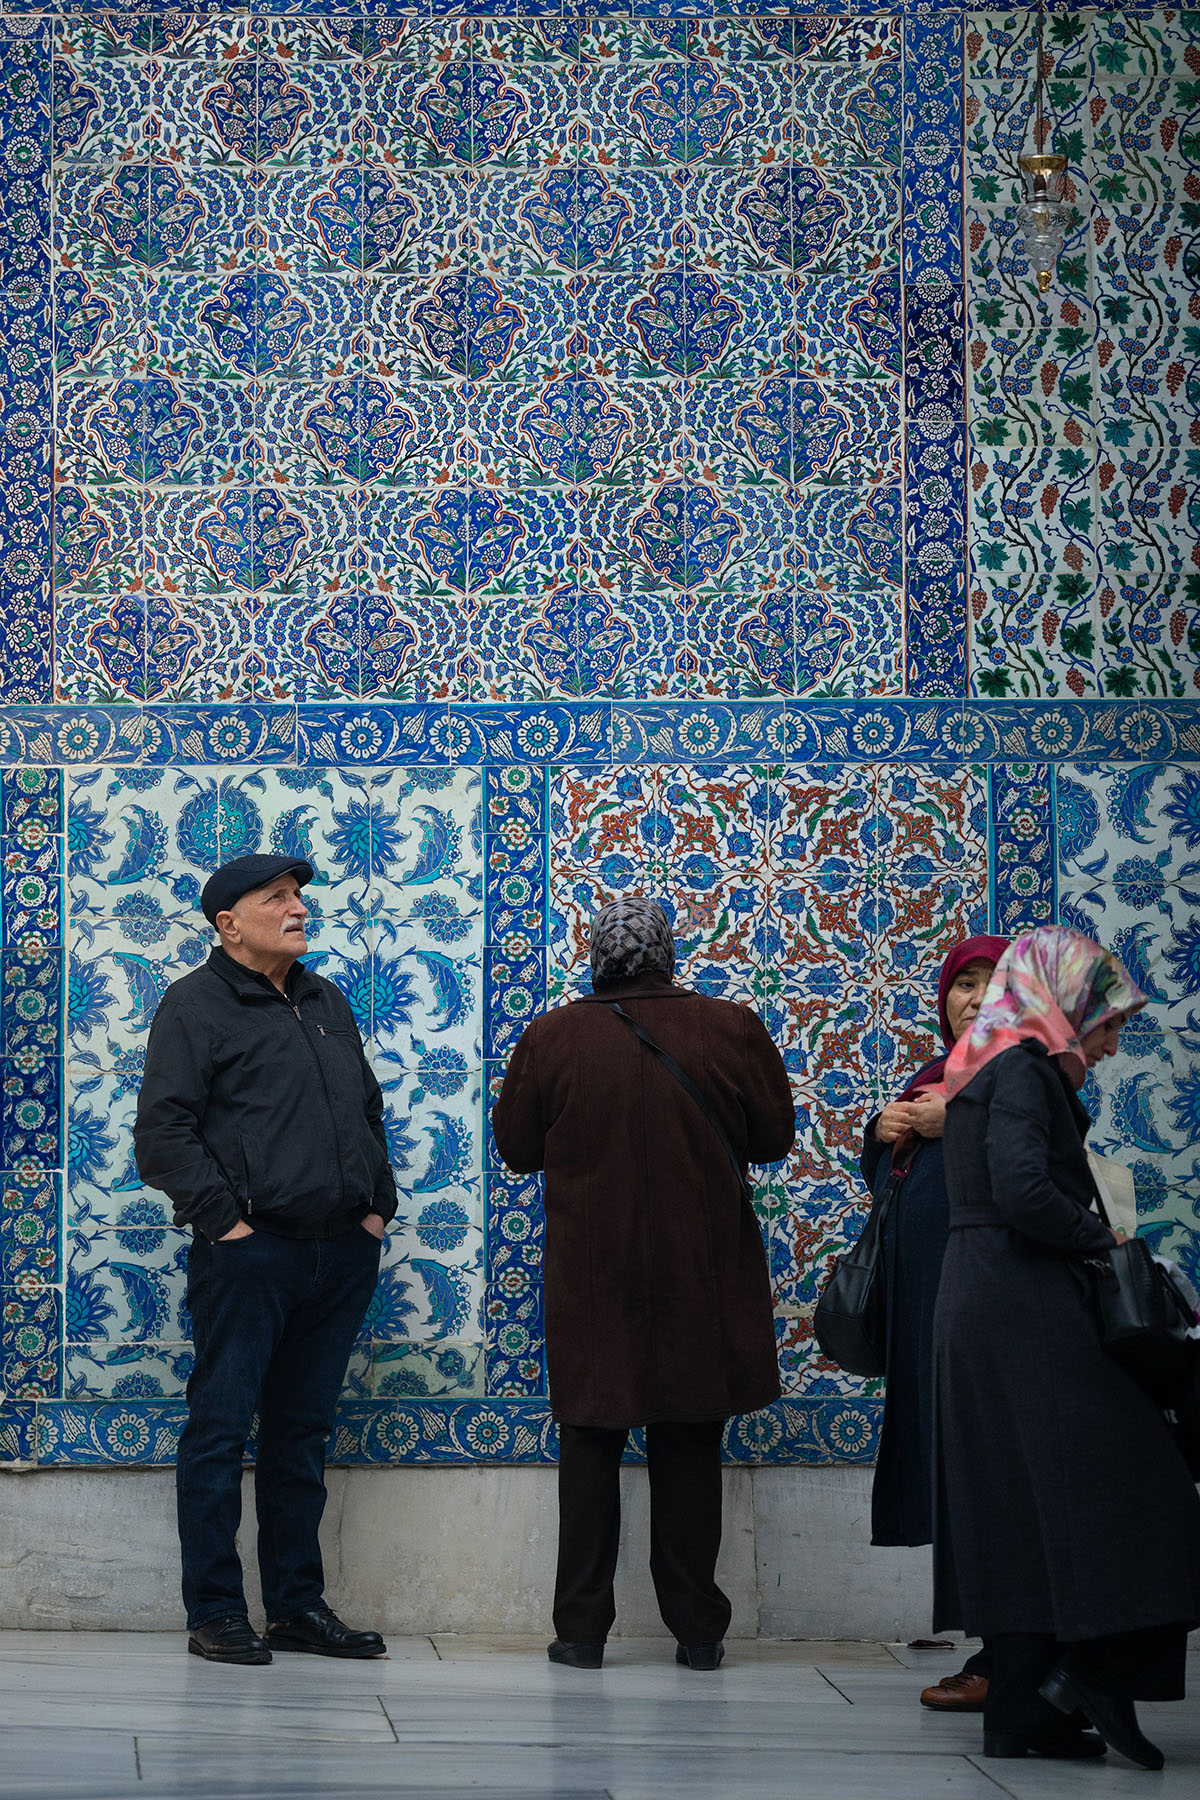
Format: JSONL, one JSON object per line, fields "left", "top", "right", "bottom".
{"left": 0, "top": 1464, "right": 934, "bottom": 1641}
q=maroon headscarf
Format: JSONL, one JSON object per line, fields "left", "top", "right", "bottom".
{"left": 898, "top": 935, "right": 1010, "bottom": 1100}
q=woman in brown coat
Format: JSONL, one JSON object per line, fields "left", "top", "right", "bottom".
{"left": 492, "top": 896, "right": 794, "bottom": 1671}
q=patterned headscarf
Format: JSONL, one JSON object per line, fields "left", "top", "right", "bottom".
{"left": 943, "top": 925, "right": 1146, "bottom": 1098}
{"left": 589, "top": 896, "right": 676, "bottom": 987}
{"left": 898, "top": 934, "right": 1010, "bottom": 1101}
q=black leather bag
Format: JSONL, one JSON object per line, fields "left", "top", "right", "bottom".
{"left": 1087, "top": 1174, "right": 1198, "bottom": 1394}
{"left": 1088, "top": 1185, "right": 1200, "bottom": 1477}
{"left": 812, "top": 1157, "right": 910, "bottom": 1378}
{"left": 1089, "top": 1236, "right": 1197, "bottom": 1396}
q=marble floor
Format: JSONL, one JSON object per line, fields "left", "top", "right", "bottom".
{"left": 1, "top": 1633, "right": 1196, "bottom": 1799}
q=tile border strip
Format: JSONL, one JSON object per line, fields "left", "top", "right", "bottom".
{"left": 902, "top": 9, "right": 967, "bottom": 696}
{"left": 2, "top": 1395, "right": 881, "bottom": 1466}
{"left": 0, "top": 19, "right": 52, "bottom": 704}
{"left": 0, "top": 702, "right": 1195, "bottom": 766}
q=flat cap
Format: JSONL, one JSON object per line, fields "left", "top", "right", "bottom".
{"left": 200, "top": 854, "right": 313, "bottom": 926}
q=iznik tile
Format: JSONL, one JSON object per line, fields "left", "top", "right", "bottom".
{"left": 547, "top": 758, "right": 990, "bottom": 1393}
{"left": 1057, "top": 762, "right": 1200, "bottom": 1287}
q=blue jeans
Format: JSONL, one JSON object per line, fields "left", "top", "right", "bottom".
{"left": 178, "top": 1225, "right": 381, "bottom": 1630}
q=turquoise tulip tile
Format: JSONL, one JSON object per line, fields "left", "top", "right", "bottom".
{"left": 67, "top": 1218, "right": 187, "bottom": 1316}
{"left": 147, "top": 164, "right": 253, "bottom": 275}
{"left": 354, "top": 168, "right": 479, "bottom": 279}
{"left": 371, "top": 1341, "right": 485, "bottom": 1400}
{"left": 254, "top": 168, "right": 358, "bottom": 276}
{"left": 55, "top": 268, "right": 148, "bottom": 381}
{"left": 65, "top": 1344, "right": 192, "bottom": 1401}
{"left": 365, "top": 58, "right": 472, "bottom": 170}
{"left": 53, "top": 53, "right": 152, "bottom": 164}
{"left": 486, "top": 60, "right": 581, "bottom": 170}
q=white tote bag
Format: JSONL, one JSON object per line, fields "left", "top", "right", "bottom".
{"left": 1086, "top": 1151, "right": 1138, "bottom": 1240}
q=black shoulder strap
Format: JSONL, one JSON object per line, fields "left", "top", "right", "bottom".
{"left": 607, "top": 1002, "right": 753, "bottom": 1202}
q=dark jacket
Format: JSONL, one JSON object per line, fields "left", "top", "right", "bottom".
{"left": 933, "top": 1039, "right": 1200, "bottom": 1641}
{"left": 860, "top": 1126, "right": 947, "bottom": 1548}
{"left": 491, "top": 973, "right": 795, "bottom": 1428}
{"left": 134, "top": 947, "right": 398, "bottom": 1242}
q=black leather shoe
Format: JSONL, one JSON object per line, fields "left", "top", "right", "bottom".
{"left": 266, "top": 1605, "right": 386, "bottom": 1659}
{"left": 188, "top": 1615, "right": 272, "bottom": 1665}
{"left": 984, "top": 1728, "right": 1106, "bottom": 1760}
{"left": 547, "top": 1639, "right": 604, "bottom": 1669}
{"left": 675, "top": 1642, "right": 725, "bottom": 1670}
{"left": 1039, "top": 1667, "right": 1165, "bottom": 1770}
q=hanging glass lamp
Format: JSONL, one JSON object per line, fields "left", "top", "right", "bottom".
{"left": 1015, "top": 153, "right": 1072, "bottom": 293}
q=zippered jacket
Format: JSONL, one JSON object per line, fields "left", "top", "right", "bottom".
{"left": 134, "top": 947, "right": 398, "bottom": 1242}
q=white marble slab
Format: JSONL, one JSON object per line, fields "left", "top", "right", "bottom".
{"left": 0, "top": 1634, "right": 1196, "bottom": 1800}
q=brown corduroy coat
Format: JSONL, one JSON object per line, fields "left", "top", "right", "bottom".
{"left": 491, "top": 973, "right": 795, "bottom": 1428}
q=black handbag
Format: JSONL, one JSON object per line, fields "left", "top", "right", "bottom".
{"left": 1087, "top": 1187, "right": 1198, "bottom": 1396}
{"left": 1089, "top": 1238, "right": 1197, "bottom": 1395}
{"left": 1088, "top": 1183, "right": 1200, "bottom": 1477}
{"left": 812, "top": 1153, "right": 912, "bottom": 1379}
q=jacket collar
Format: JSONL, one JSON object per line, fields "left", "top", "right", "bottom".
{"left": 1022, "top": 1036, "right": 1093, "bottom": 1133}
{"left": 207, "top": 945, "right": 321, "bottom": 1004}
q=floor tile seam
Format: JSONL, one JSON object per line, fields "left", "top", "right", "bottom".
{"left": 963, "top": 1751, "right": 1020, "bottom": 1798}
{"left": 199, "top": 1739, "right": 1009, "bottom": 1764}
{"left": 375, "top": 1690, "right": 400, "bottom": 1743}
{"left": 814, "top": 1666, "right": 855, "bottom": 1704}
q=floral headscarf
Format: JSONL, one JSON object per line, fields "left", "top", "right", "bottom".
{"left": 942, "top": 925, "right": 1146, "bottom": 1098}
{"left": 589, "top": 896, "right": 675, "bottom": 987}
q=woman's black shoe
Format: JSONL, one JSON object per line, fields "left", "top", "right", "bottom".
{"left": 547, "top": 1639, "right": 604, "bottom": 1669}
{"left": 675, "top": 1642, "right": 725, "bottom": 1670}
{"left": 1039, "top": 1668, "right": 1165, "bottom": 1771}
{"left": 984, "top": 1728, "right": 1106, "bottom": 1760}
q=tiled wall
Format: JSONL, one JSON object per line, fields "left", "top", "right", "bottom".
{"left": 0, "top": 3, "right": 1196, "bottom": 1469}
{"left": 965, "top": 8, "right": 1197, "bottom": 700}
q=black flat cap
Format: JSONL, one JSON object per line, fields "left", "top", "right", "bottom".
{"left": 200, "top": 854, "right": 313, "bottom": 925}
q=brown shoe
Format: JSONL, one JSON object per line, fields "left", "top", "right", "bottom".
{"left": 921, "top": 1670, "right": 988, "bottom": 1712}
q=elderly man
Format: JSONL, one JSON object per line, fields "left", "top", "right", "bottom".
{"left": 135, "top": 854, "right": 396, "bottom": 1665}
{"left": 492, "top": 896, "right": 794, "bottom": 1671}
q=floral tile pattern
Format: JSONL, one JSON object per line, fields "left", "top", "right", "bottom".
{"left": 57, "top": 762, "right": 487, "bottom": 1408}
{"left": 4, "top": 714, "right": 1200, "bottom": 1465}
{"left": 547, "top": 761, "right": 991, "bottom": 1398}
{"left": 965, "top": 8, "right": 1197, "bottom": 699}
{"left": 1057, "top": 761, "right": 1200, "bottom": 1287}
{"left": 13, "top": 5, "right": 918, "bottom": 710}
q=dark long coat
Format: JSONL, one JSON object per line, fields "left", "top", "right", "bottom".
{"left": 933, "top": 1039, "right": 1200, "bottom": 1643}
{"left": 861, "top": 1128, "right": 948, "bottom": 1547}
{"left": 491, "top": 973, "right": 795, "bottom": 1428}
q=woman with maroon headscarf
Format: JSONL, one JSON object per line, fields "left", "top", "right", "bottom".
{"left": 859, "top": 935, "right": 1007, "bottom": 1708}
